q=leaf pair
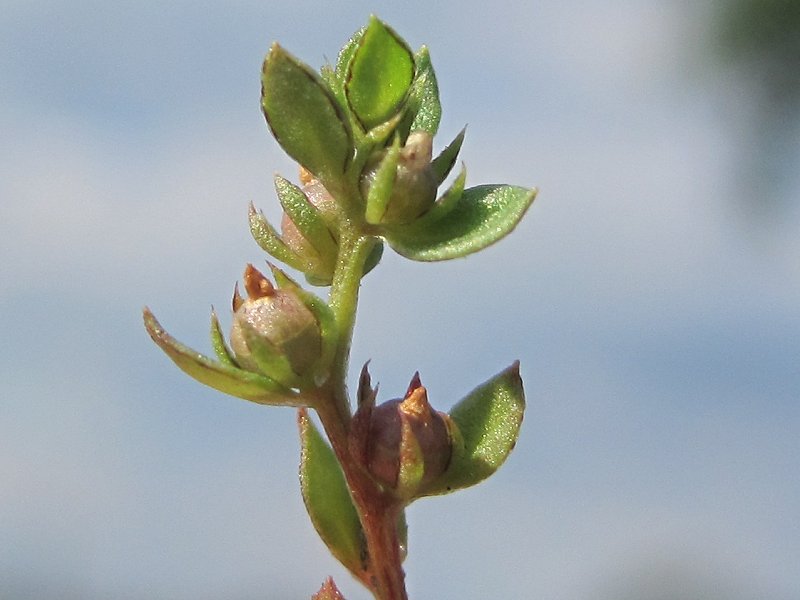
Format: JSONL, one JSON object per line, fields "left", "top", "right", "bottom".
{"left": 261, "top": 17, "right": 421, "bottom": 193}
{"left": 328, "top": 17, "right": 438, "bottom": 140}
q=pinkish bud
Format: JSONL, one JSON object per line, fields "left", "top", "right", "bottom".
{"left": 280, "top": 178, "right": 338, "bottom": 262}
{"left": 275, "top": 175, "right": 341, "bottom": 286}
{"left": 361, "top": 131, "right": 438, "bottom": 225}
{"left": 229, "top": 264, "right": 322, "bottom": 376}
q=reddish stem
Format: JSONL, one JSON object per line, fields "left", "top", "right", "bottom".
{"left": 315, "top": 396, "right": 408, "bottom": 600}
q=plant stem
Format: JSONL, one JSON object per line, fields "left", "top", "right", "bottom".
{"left": 315, "top": 398, "right": 408, "bottom": 600}
{"left": 321, "top": 223, "right": 408, "bottom": 600}
{"left": 327, "top": 229, "right": 372, "bottom": 424}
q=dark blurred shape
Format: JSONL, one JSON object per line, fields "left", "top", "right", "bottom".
{"left": 717, "top": 0, "right": 800, "bottom": 108}
{"left": 713, "top": 0, "right": 800, "bottom": 220}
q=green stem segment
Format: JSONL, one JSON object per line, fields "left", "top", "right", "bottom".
{"left": 327, "top": 229, "right": 372, "bottom": 423}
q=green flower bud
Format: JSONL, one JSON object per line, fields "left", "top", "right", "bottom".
{"left": 229, "top": 264, "right": 322, "bottom": 377}
{"left": 266, "top": 168, "right": 383, "bottom": 286}
{"left": 361, "top": 131, "right": 438, "bottom": 225}
{"left": 279, "top": 174, "right": 339, "bottom": 282}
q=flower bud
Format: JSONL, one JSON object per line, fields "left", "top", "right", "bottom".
{"left": 280, "top": 178, "right": 338, "bottom": 259}
{"left": 276, "top": 175, "right": 340, "bottom": 286}
{"left": 311, "top": 577, "right": 345, "bottom": 600}
{"left": 229, "top": 264, "right": 322, "bottom": 377}
{"left": 358, "top": 373, "right": 452, "bottom": 498}
{"left": 360, "top": 131, "right": 438, "bottom": 225}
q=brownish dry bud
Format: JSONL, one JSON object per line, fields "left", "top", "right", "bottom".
{"left": 311, "top": 577, "right": 346, "bottom": 600}
{"left": 360, "top": 373, "right": 452, "bottom": 497}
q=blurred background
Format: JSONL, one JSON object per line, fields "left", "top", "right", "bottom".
{"left": 1, "top": 1, "right": 798, "bottom": 599}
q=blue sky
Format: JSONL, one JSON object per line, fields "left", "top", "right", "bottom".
{"left": 2, "top": 2, "right": 799, "bottom": 599}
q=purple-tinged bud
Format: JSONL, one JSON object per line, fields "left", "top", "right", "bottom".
{"left": 359, "top": 372, "right": 452, "bottom": 497}
{"left": 229, "top": 264, "right": 322, "bottom": 376}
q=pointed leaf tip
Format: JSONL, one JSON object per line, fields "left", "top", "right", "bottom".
{"left": 406, "top": 45, "right": 442, "bottom": 136}
{"left": 143, "top": 308, "right": 301, "bottom": 407}
{"left": 261, "top": 44, "right": 353, "bottom": 184}
{"left": 346, "top": 16, "right": 414, "bottom": 130}
{"left": 209, "top": 308, "right": 237, "bottom": 367}
{"left": 430, "top": 127, "right": 466, "bottom": 186}
{"left": 385, "top": 184, "right": 537, "bottom": 261}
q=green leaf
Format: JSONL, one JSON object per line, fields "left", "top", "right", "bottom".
{"left": 248, "top": 203, "right": 312, "bottom": 273}
{"left": 262, "top": 44, "right": 353, "bottom": 184}
{"left": 396, "top": 417, "right": 425, "bottom": 499}
{"left": 274, "top": 175, "right": 338, "bottom": 260}
{"left": 324, "top": 26, "right": 368, "bottom": 142}
{"left": 237, "top": 318, "right": 301, "bottom": 388}
{"left": 406, "top": 46, "right": 441, "bottom": 136}
{"left": 430, "top": 128, "right": 465, "bottom": 186}
{"left": 331, "top": 25, "right": 367, "bottom": 104}
{"left": 298, "top": 409, "right": 365, "bottom": 578}
{"left": 408, "top": 164, "right": 466, "bottom": 229}
{"left": 209, "top": 309, "right": 237, "bottom": 368}
{"left": 336, "top": 26, "right": 366, "bottom": 81}
{"left": 363, "top": 239, "right": 384, "bottom": 276}
{"left": 346, "top": 16, "right": 414, "bottom": 130}
{"left": 385, "top": 184, "right": 537, "bottom": 261}
{"left": 143, "top": 308, "right": 302, "bottom": 406}
{"left": 364, "top": 136, "right": 401, "bottom": 224}
{"left": 424, "top": 362, "right": 525, "bottom": 495}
